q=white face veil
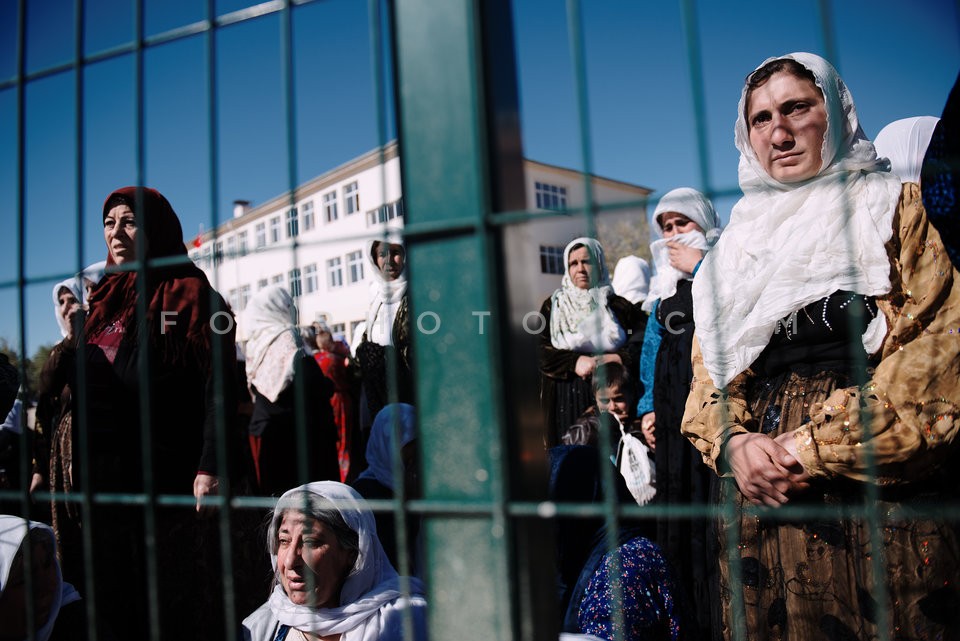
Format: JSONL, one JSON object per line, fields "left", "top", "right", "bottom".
{"left": 643, "top": 187, "right": 721, "bottom": 312}
{"left": 692, "top": 52, "right": 902, "bottom": 388}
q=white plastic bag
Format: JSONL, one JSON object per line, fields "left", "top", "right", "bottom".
{"left": 614, "top": 415, "right": 656, "bottom": 505}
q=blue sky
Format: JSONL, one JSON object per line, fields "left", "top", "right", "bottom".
{"left": 1, "top": 0, "right": 958, "bottom": 355}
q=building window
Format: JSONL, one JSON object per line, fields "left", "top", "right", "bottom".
{"left": 304, "top": 263, "right": 318, "bottom": 294}
{"left": 202, "top": 247, "right": 212, "bottom": 267}
{"left": 349, "top": 319, "right": 364, "bottom": 341}
{"left": 189, "top": 250, "right": 199, "bottom": 264}
{"left": 239, "top": 285, "right": 251, "bottom": 310}
{"left": 238, "top": 231, "right": 249, "bottom": 256}
{"left": 343, "top": 181, "right": 359, "bottom": 215}
{"left": 269, "top": 217, "right": 281, "bottom": 243}
{"left": 326, "top": 257, "right": 343, "bottom": 289}
{"left": 255, "top": 222, "right": 266, "bottom": 248}
{"left": 213, "top": 241, "right": 224, "bottom": 266}
{"left": 347, "top": 250, "right": 364, "bottom": 283}
{"left": 535, "top": 182, "right": 567, "bottom": 211}
{"left": 257, "top": 278, "right": 268, "bottom": 290}
{"left": 323, "top": 191, "right": 338, "bottom": 223}
{"left": 271, "top": 273, "right": 284, "bottom": 285}
{"left": 330, "top": 322, "right": 345, "bottom": 336}
{"left": 302, "top": 201, "right": 315, "bottom": 231}
{"left": 228, "top": 288, "right": 239, "bottom": 310}
{"left": 289, "top": 268, "right": 302, "bottom": 298}
{"left": 365, "top": 198, "right": 405, "bottom": 226}
{"left": 286, "top": 208, "right": 299, "bottom": 238}
{"left": 540, "top": 245, "right": 564, "bottom": 274}
{"left": 226, "top": 236, "right": 236, "bottom": 261}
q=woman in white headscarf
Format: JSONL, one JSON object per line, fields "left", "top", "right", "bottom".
{"left": 682, "top": 53, "right": 960, "bottom": 640}
{"left": 354, "top": 234, "right": 413, "bottom": 452}
{"left": 538, "top": 237, "right": 637, "bottom": 444}
{"left": 31, "top": 277, "right": 85, "bottom": 584}
{"left": 78, "top": 260, "right": 106, "bottom": 308}
{"left": 242, "top": 481, "right": 428, "bottom": 641}
{"left": 873, "top": 115, "right": 939, "bottom": 184}
{"left": 0, "top": 515, "right": 82, "bottom": 641}
{"left": 610, "top": 255, "right": 651, "bottom": 307}
{"left": 243, "top": 286, "right": 339, "bottom": 496}
{"left": 632, "top": 187, "right": 721, "bottom": 640}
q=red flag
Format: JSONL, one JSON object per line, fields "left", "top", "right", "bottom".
{"left": 193, "top": 224, "right": 204, "bottom": 248}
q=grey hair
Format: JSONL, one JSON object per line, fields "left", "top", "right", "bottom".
{"left": 268, "top": 491, "right": 360, "bottom": 557}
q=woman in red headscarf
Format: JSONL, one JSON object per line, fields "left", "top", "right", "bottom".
{"left": 48, "top": 187, "right": 246, "bottom": 638}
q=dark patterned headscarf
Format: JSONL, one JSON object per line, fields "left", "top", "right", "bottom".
{"left": 84, "top": 187, "right": 230, "bottom": 370}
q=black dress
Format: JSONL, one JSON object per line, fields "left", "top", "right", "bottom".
{"left": 55, "top": 319, "right": 246, "bottom": 640}
{"left": 249, "top": 354, "right": 340, "bottom": 497}
{"left": 538, "top": 295, "right": 637, "bottom": 446}
{"left": 651, "top": 279, "right": 718, "bottom": 640}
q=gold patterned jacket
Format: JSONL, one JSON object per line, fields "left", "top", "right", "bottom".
{"left": 681, "top": 183, "right": 960, "bottom": 485}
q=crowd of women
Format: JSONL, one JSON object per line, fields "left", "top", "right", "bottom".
{"left": 539, "top": 52, "right": 960, "bottom": 641}
{"left": 1, "top": 51, "right": 958, "bottom": 641}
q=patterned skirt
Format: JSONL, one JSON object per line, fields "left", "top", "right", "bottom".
{"left": 717, "top": 369, "right": 960, "bottom": 641}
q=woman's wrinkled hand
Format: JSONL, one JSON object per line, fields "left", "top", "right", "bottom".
{"left": 724, "top": 432, "right": 810, "bottom": 507}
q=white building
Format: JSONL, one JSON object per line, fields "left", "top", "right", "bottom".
{"left": 192, "top": 141, "right": 651, "bottom": 343}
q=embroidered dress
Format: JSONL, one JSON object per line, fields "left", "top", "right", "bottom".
{"left": 684, "top": 54, "right": 960, "bottom": 640}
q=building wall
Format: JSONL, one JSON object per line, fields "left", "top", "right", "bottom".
{"left": 193, "top": 144, "right": 650, "bottom": 344}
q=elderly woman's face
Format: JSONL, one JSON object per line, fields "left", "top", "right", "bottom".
{"left": 375, "top": 242, "right": 405, "bottom": 281}
{"left": 277, "top": 512, "right": 356, "bottom": 609}
{"left": 567, "top": 246, "right": 596, "bottom": 290}
{"left": 103, "top": 204, "right": 139, "bottom": 264}
{"left": 746, "top": 71, "right": 828, "bottom": 184}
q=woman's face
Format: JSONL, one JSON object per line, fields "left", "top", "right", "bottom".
{"left": 276, "top": 512, "right": 357, "bottom": 609}
{"left": 658, "top": 212, "right": 704, "bottom": 239}
{"left": 746, "top": 70, "right": 828, "bottom": 184}
{"left": 57, "top": 287, "right": 80, "bottom": 325}
{"left": 375, "top": 242, "right": 405, "bottom": 281}
{"left": 103, "top": 204, "right": 139, "bottom": 264}
{"left": 567, "top": 246, "right": 596, "bottom": 290}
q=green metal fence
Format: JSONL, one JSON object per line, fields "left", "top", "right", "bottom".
{"left": 2, "top": 1, "right": 960, "bottom": 640}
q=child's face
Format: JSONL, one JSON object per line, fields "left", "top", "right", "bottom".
{"left": 595, "top": 384, "right": 631, "bottom": 425}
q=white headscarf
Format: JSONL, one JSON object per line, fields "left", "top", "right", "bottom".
{"left": 364, "top": 231, "right": 407, "bottom": 347}
{"left": 242, "top": 286, "right": 302, "bottom": 403}
{"left": 0, "top": 515, "right": 81, "bottom": 641}
{"left": 79, "top": 261, "right": 106, "bottom": 308}
{"left": 643, "top": 188, "right": 722, "bottom": 312}
{"left": 611, "top": 256, "right": 651, "bottom": 305}
{"left": 51, "top": 278, "right": 82, "bottom": 338}
{"left": 692, "top": 52, "right": 902, "bottom": 388}
{"left": 873, "top": 116, "right": 940, "bottom": 184}
{"left": 264, "top": 482, "right": 427, "bottom": 640}
{"left": 550, "top": 237, "right": 627, "bottom": 353}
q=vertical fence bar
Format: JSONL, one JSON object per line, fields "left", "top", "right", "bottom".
{"left": 205, "top": 2, "right": 240, "bottom": 638}
{"left": 70, "top": 2, "right": 100, "bottom": 637}
{"left": 13, "top": 2, "right": 37, "bottom": 638}
{"left": 391, "top": 0, "right": 518, "bottom": 638}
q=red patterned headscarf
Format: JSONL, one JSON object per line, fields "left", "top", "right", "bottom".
{"left": 84, "top": 186, "right": 229, "bottom": 370}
